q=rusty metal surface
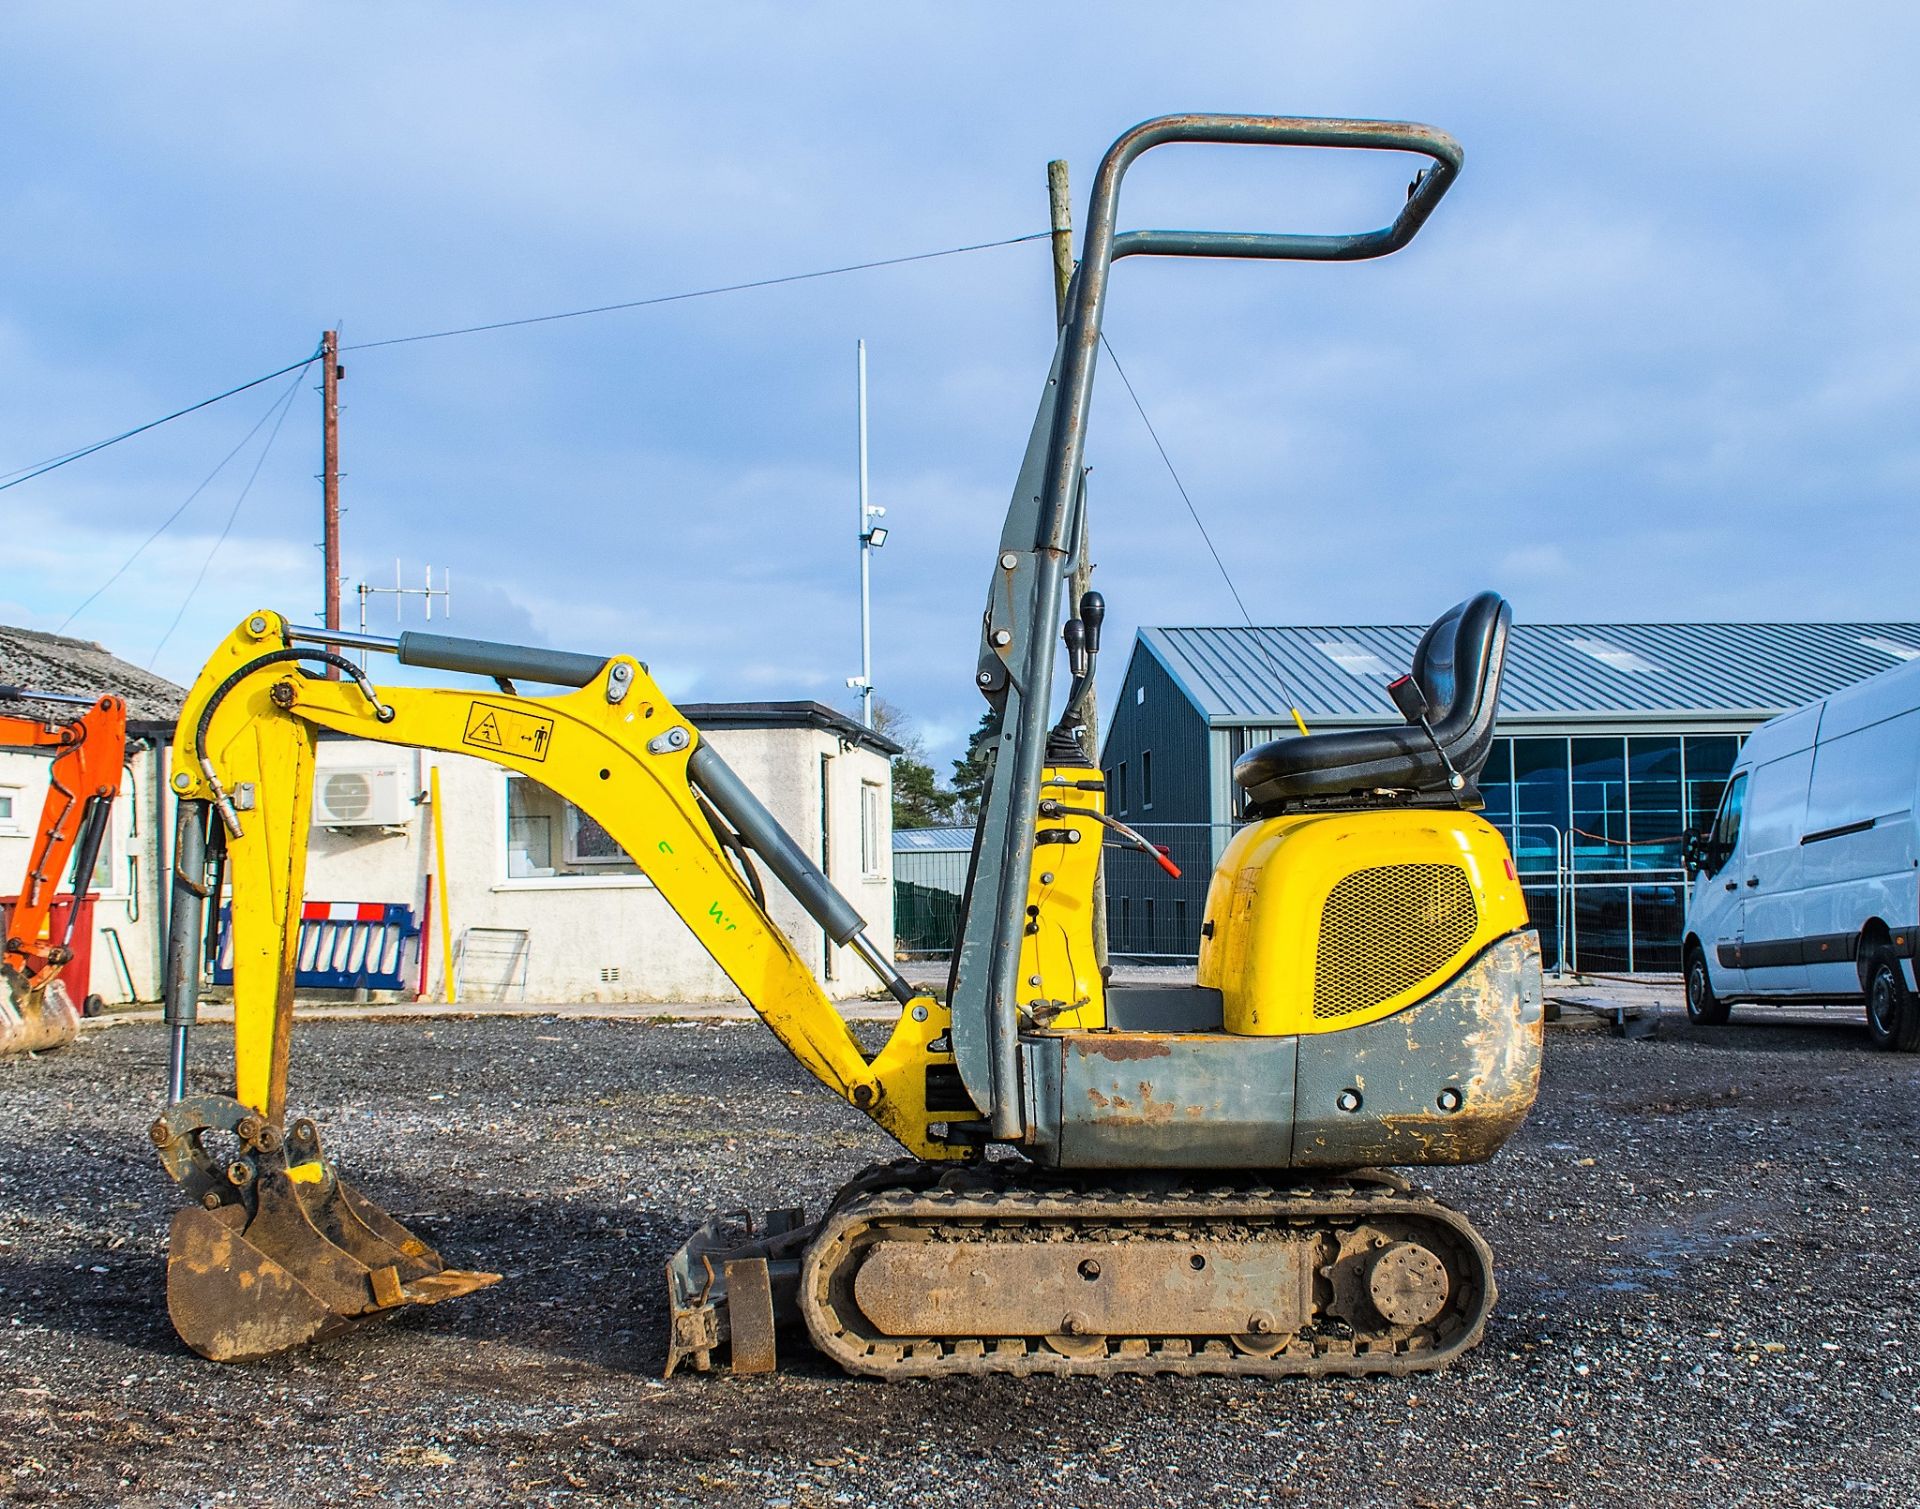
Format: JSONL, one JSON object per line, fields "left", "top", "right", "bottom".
{"left": 151, "top": 1094, "right": 499, "bottom": 1362}
{"left": 0, "top": 972, "right": 80, "bottom": 1056}
{"left": 724, "top": 1258, "right": 779, "bottom": 1375}
{"left": 851, "top": 1237, "right": 1314, "bottom": 1339}
{"left": 1025, "top": 1031, "right": 1299, "bottom": 1169}
{"left": 1292, "top": 930, "right": 1544, "bottom": 1168}
{"left": 799, "top": 1165, "right": 1494, "bottom": 1379}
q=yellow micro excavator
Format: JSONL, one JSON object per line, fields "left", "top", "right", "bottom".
{"left": 150, "top": 113, "right": 1543, "bottom": 1377}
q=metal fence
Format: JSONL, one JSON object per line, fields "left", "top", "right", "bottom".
{"left": 894, "top": 820, "right": 1690, "bottom": 974}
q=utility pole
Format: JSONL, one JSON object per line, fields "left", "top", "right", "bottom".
{"left": 1049, "top": 158, "right": 1108, "bottom": 967}
{"left": 321, "top": 329, "right": 342, "bottom": 678}
{"left": 1047, "top": 160, "right": 1075, "bottom": 323}
{"left": 849, "top": 339, "right": 888, "bottom": 726}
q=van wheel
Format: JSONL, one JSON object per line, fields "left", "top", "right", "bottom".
{"left": 1863, "top": 953, "right": 1920, "bottom": 1052}
{"left": 1685, "top": 946, "right": 1729, "bottom": 1026}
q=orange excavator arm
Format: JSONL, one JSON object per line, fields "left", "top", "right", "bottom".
{"left": 1, "top": 691, "right": 128, "bottom": 990}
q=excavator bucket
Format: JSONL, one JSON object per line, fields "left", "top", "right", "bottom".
{"left": 151, "top": 1094, "right": 498, "bottom": 1362}
{"left": 0, "top": 970, "right": 81, "bottom": 1056}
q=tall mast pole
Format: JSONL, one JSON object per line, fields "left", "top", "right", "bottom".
{"left": 321, "top": 329, "right": 342, "bottom": 679}
{"left": 857, "top": 338, "right": 874, "bottom": 729}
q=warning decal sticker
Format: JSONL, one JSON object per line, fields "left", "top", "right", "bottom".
{"left": 462, "top": 701, "right": 555, "bottom": 763}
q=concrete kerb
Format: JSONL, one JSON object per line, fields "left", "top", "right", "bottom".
{"left": 91, "top": 996, "right": 904, "bottom": 1028}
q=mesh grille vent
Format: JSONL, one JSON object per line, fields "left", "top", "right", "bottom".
{"left": 1313, "top": 863, "right": 1477, "bottom": 1019}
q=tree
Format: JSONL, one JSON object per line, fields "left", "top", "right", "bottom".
{"left": 947, "top": 708, "right": 998, "bottom": 825}
{"left": 871, "top": 699, "right": 961, "bottom": 830}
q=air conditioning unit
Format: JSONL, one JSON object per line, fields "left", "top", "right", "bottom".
{"left": 314, "top": 766, "right": 413, "bottom": 828}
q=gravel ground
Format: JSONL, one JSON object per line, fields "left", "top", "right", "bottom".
{"left": 1, "top": 1004, "right": 1916, "bottom": 1508}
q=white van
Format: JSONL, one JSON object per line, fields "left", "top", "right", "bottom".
{"left": 1683, "top": 656, "right": 1920, "bottom": 1051}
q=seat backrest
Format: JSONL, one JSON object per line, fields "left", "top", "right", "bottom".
{"left": 1411, "top": 589, "right": 1509, "bottom": 779}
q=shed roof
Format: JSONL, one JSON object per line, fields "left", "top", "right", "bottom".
{"left": 0, "top": 624, "right": 186, "bottom": 728}
{"left": 680, "top": 700, "right": 902, "bottom": 758}
{"left": 893, "top": 824, "right": 977, "bottom": 854}
{"left": 1138, "top": 621, "right": 1920, "bottom": 726}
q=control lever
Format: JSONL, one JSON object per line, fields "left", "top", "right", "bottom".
{"left": 1079, "top": 591, "right": 1105, "bottom": 659}
{"left": 1063, "top": 619, "right": 1088, "bottom": 677}
{"left": 1387, "top": 674, "right": 1465, "bottom": 792}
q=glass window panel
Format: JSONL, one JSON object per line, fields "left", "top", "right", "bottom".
{"left": 1683, "top": 735, "right": 1740, "bottom": 833}
{"left": 507, "top": 775, "right": 641, "bottom": 878}
{"left": 1626, "top": 736, "right": 1684, "bottom": 871}
{"left": 1570, "top": 884, "right": 1632, "bottom": 973}
{"left": 1520, "top": 881, "right": 1562, "bottom": 972}
{"left": 1510, "top": 737, "right": 1569, "bottom": 874}
{"left": 1631, "top": 883, "right": 1685, "bottom": 972}
{"left": 1570, "top": 737, "right": 1628, "bottom": 875}
{"left": 1480, "top": 738, "right": 1514, "bottom": 835}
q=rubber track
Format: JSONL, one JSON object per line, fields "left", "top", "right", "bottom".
{"left": 800, "top": 1169, "right": 1496, "bottom": 1379}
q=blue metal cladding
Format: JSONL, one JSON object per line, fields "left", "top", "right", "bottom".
{"left": 1141, "top": 622, "right": 1920, "bottom": 723}
{"left": 212, "top": 902, "right": 419, "bottom": 991}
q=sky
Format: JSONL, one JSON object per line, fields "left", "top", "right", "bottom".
{"left": 4, "top": 5, "right": 1919, "bottom": 765}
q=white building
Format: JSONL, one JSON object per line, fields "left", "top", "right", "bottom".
{"left": 1, "top": 618, "right": 900, "bottom": 1008}
{"left": 306, "top": 701, "right": 900, "bottom": 1002}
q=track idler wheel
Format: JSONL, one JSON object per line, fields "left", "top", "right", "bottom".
{"left": 151, "top": 1094, "right": 499, "bottom": 1362}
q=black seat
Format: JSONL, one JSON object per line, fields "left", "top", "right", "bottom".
{"left": 1234, "top": 591, "right": 1512, "bottom": 813}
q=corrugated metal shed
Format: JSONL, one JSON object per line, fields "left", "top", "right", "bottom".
{"left": 892, "top": 825, "right": 977, "bottom": 854}
{"left": 1140, "top": 622, "right": 1920, "bottom": 726}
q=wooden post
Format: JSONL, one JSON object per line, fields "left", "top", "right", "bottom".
{"left": 321, "top": 330, "right": 342, "bottom": 678}
{"left": 1047, "top": 160, "right": 1075, "bottom": 324}
{"left": 1048, "top": 160, "right": 1109, "bottom": 970}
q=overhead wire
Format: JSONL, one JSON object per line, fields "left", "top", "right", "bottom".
{"left": 57, "top": 356, "right": 319, "bottom": 633}
{"left": 1098, "top": 332, "right": 1310, "bottom": 734}
{"left": 148, "top": 359, "right": 312, "bottom": 667}
{"left": 0, "top": 348, "right": 322, "bottom": 494}
{"left": 342, "top": 231, "right": 1054, "bottom": 351}
{"left": 3, "top": 233, "right": 1048, "bottom": 503}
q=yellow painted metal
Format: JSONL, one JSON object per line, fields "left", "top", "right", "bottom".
{"left": 1196, "top": 807, "right": 1528, "bottom": 1037}
{"left": 429, "top": 763, "right": 454, "bottom": 1004}
{"left": 170, "top": 612, "right": 973, "bottom": 1159}
{"left": 1017, "top": 765, "right": 1108, "bottom": 1030}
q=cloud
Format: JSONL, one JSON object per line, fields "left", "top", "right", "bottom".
{"left": 5, "top": 4, "right": 1919, "bottom": 762}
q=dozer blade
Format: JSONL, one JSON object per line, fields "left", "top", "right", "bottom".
{"left": 152, "top": 1093, "right": 498, "bottom": 1362}
{"left": 663, "top": 1208, "right": 812, "bottom": 1378}
{"left": 0, "top": 970, "right": 81, "bottom": 1056}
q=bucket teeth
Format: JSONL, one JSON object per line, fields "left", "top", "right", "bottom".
{"left": 152, "top": 1093, "right": 498, "bottom": 1362}
{"left": 0, "top": 970, "right": 80, "bottom": 1056}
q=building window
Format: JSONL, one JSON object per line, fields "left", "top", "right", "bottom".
{"left": 1142, "top": 749, "right": 1153, "bottom": 809}
{"left": 1116, "top": 760, "right": 1128, "bottom": 813}
{"left": 0, "top": 788, "right": 18, "bottom": 835}
{"left": 505, "top": 774, "right": 642, "bottom": 879}
{"left": 1135, "top": 686, "right": 1145, "bottom": 705}
{"left": 1143, "top": 897, "right": 1155, "bottom": 952}
{"left": 860, "top": 781, "right": 886, "bottom": 878}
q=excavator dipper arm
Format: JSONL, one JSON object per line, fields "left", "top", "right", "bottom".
{"left": 1, "top": 692, "right": 127, "bottom": 1053}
